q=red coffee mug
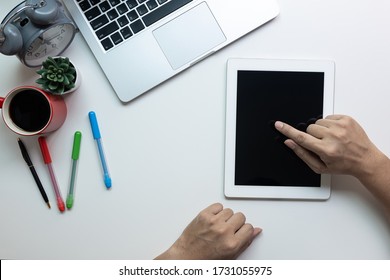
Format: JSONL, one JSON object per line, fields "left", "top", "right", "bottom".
{"left": 0, "top": 86, "right": 67, "bottom": 136}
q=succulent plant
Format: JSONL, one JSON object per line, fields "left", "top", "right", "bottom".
{"left": 36, "top": 56, "right": 76, "bottom": 94}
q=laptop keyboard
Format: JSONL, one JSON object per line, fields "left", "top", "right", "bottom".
{"left": 76, "top": 0, "right": 193, "bottom": 51}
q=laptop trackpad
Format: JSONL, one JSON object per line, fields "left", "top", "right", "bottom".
{"left": 153, "top": 2, "right": 226, "bottom": 70}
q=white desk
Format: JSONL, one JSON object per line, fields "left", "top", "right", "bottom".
{"left": 1, "top": 0, "right": 390, "bottom": 259}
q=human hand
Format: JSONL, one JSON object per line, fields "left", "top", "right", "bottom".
{"left": 155, "top": 203, "right": 262, "bottom": 260}
{"left": 274, "top": 115, "right": 381, "bottom": 178}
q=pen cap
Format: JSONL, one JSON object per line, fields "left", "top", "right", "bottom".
{"left": 72, "top": 131, "right": 82, "bottom": 160}
{"left": 88, "top": 111, "right": 101, "bottom": 139}
{"left": 38, "top": 136, "right": 52, "bottom": 164}
{"left": 17, "top": 138, "right": 33, "bottom": 166}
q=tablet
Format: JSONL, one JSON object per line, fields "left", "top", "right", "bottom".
{"left": 224, "top": 58, "right": 335, "bottom": 200}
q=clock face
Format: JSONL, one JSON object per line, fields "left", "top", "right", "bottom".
{"left": 23, "top": 23, "right": 76, "bottom": 67}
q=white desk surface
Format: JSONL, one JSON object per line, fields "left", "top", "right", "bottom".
{"left": 1, "top": 0, "right": 390, "bottom": 260}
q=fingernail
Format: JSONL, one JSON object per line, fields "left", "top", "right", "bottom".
{"left": 274, "top": 121, "right": 284, "bottom": 130}
{"left": 254, "top": 227, "right": 263, "bottom": 235}
{"left": 284, "top": 140, "right": 297, "bottom": 149}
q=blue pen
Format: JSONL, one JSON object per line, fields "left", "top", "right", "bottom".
{"left": 89, "top": 111, "right": 112, "bottom": 188}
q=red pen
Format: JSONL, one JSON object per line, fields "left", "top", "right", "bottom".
{"left": 38, "top": 136, "right": 65, "bottom": 212}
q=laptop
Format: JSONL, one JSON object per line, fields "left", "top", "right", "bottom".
{"left": 63, "top": 0, "right": 280, "bottom": 102}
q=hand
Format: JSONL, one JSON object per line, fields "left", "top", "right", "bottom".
{"left": 275, "top": 114, "right": 390, "bottom": 212}
{"left": 274, "top": 115, "right": 381, "bottom": 178}
{"left": 155, "top": 203, "right": 262, "bottom": 260}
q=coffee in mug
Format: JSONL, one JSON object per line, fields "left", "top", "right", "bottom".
{"left": 0, "top": 86, "right": 67, "bottom": 136}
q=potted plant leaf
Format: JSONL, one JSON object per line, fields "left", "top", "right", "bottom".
{"left": 36, "top": 56, "right": 81, "bottom": 95}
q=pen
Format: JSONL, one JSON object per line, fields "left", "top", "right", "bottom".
{"left": 17, "top": 138, "right": 51, "bottom": 209}
{"left": 88, "top": 111, "right": 112, "bottom": 188}
{"left": 66, "top": 131, "right": 82, "bottom": 209}
{"left": 38, "top": 136, "right": 65, "bottom": 212}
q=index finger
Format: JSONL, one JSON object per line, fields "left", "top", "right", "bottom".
{"left": 274, "top": 121, "right": 323, "bottom": 154}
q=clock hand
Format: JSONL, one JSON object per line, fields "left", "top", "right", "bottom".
{"left": 39, "top": 33, "right": 61, "bottom": 45}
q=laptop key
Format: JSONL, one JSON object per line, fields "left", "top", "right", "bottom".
{"left": 99, "top": 1, "right": 111, "bottom": 12}
{"left": 109, "top": 0, "right": 121, "bottom": 6}
{"left": 90, "top": 0, "right": 102, "bottom": 5}
{"left": 101, "top": 37, "right": 114, "bottom": 50}
{"left": 91, "top": 14, "right": 109, "bottom": 30}
{"left": 130, "top": 19, "right": 145, "bottom": 34}
{"left": 137, "top": 4, "right": 148, "bottom": 16}
{"left": 78, "top": 0, "right": 91, "bottom": 11}
{"left": 126, "top": 0, "right": 138, "bottom": 9}
{"left": 146, "top": 0, "right": 158, "bottom": 10}
{"left": 118, "top": 15, "right": 129, "bottom": 27}
{"left": 107, "top": 8, "right": 119, "bottom": 20}
{"left": 117, "top": 3, "right": 129, "bottom": 15}
{"left": 96, "top": 21, "right": 119, "bottom": 39}
{"left": 120, "top": 26, "right": 133, "bottom": 39}
{"left": 111, "top": 32, "right": 123, "bottom": 45}
{"left": 127, "top": 10, "right": 139, "bottom": 21}
{"left": 143, "top": 0, "right": 193, "bottom": 27}
{"left": 85, "top": 6, "right": 101, "bottom": 21}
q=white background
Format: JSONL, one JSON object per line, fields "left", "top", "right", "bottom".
{"left": 0, "top": 0, "right": 389, "bottom": 259}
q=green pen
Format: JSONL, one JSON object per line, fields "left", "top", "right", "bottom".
{"left": 66, "top": 131, "right": 82, "bottom": 209}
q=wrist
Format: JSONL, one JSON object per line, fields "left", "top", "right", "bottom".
{"left": 355, "top": 146, "right": 390, "bottom": 186}
{"left": 154, "top": 237, "right": 187, "bottom": 260}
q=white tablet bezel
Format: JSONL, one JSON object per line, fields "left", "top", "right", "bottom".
{"left": 224, "top": 58, "right": 335, "bottom": 200}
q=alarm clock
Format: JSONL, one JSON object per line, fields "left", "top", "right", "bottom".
{"left": 0, "top": 0, "right": 77, "bottom": 67}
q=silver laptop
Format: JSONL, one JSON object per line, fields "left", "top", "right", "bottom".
{"left": 64, "top": 0, "right": 279, "bottom": 102}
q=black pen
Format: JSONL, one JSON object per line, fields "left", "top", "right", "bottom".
{"left": 17, "top": 138, "right": 51, "bottom": 209}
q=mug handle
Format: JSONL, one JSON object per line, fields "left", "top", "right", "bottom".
{"left": 0, "top": 97, "right": 4, "bottom": 108}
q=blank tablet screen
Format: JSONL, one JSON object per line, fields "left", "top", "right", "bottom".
{"left": 235, "top": 70, "right": 324, "bottom": 187}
